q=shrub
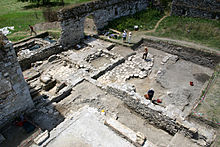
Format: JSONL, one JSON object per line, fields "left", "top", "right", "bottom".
{"left": 43, "top": 8, "right": 58, "bottom": 22}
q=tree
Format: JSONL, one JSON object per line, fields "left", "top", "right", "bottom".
{"left": 18, "top": 0, "right": 51, "bottom": 6}
{"left": 18, "top": 0, "right": 65, "bottom": 6}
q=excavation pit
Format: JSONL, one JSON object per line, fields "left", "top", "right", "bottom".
{"left": 1, "top": 36, "right": 218, "bottom": 147}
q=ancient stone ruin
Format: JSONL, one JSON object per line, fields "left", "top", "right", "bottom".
{"left": 58, "top": 0, "right": 149, "bottom": 47}
{"left": 171, "top": 0, "right": 220, "bottom": 19}
{"left": 0, "top": 33, "right": 33, "bottom": 127}
{"left": 0, "top": 0, "right": 220, "bottom": 146}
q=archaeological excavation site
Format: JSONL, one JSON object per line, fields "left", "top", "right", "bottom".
{"left": 0, "top": 0, "right": 220, "bottom": 147}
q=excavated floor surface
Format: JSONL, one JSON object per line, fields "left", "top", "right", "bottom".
{"left": 0, "top": 37, "right": 216, "bottom": 147}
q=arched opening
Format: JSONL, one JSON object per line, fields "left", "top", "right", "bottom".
{"left": 84, "top": 14, "right": 98, "bottom": 36}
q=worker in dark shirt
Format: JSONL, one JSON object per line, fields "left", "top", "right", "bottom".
{"left": 143, "top": 47, "right": 148, "bottom": 60}
{"left": 144, "top": 88, "right": 154, "bottom": 101}
{"left": 29, "top": 25, "right": 37, "bottom": 36}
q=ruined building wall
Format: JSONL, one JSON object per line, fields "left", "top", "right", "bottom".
{"left": 58, "top": 0, "right": 150, "bottom": 47}
{"left": 171, "top": 0, "right": 220, "bottom": 19}
{"left": 0, "top": 33, "right": 33, "bottom": 127}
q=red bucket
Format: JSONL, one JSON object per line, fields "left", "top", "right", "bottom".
{"left": 190, "top": 81, "right": 194, "bottom": 86}
{"left": 157, "top": 99, "right": 162, "bottom": 103}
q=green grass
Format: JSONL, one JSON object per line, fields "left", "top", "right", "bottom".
{"left": 105, "top": 9, "right": 164, "bottom": 32}
{"left": 0, "top": 11, "right": 45, "bottom": 32}
{"left": 189, "top": 62, "right": 220, "bottom": 147}
{"left": 150, "top": 16, "right": 220, "bottom": 50}
{"left": 48, "top": 30, "right": 61, "bottom": 39}
{"left": 0, "top": 0, "right": 91, "bottom": 40}
{"left": 193, "top": 66, "right": 220, "bottom": 146}
{"left": 195, "top": 64, "right": 220, "bottom": 124}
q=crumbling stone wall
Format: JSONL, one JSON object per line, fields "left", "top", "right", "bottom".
{"left": 171, "top": 0, "right": 220, "bottom": 19}
{"left": 0, "top": 33, "right": 33, "bottom": 127}
{"left": 105, "top": 84, "right": 214, "bottom": 146}
{"left": 58, "top": 0, "right": 149, "bottom": 47}
{"left": 18, "top": 44, "right": 62, "bottom": 70}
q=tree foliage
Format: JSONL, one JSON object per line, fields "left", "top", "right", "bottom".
{"left": 17, "top": 0, "right": 64, "bottom": 6}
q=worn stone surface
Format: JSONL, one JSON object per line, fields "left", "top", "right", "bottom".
{"left": 0, "top": 34, "right": 33, "bottom": 128}
{"left": 41, "top": 106, "right": 134, "bottom": 147}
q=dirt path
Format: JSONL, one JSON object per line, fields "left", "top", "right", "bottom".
{"left": 145, "top": 14, "right": 169, "bottom": 33}
{"left": 129, "top": 13, "right": 220, "bottom": 52}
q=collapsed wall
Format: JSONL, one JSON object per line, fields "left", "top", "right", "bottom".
{"left": 171, "top": 0, "right": 220, "bottom": 19}
{"left": 0, "top": 33, "right": 33, "bottom": 127}
{"left": 58, "top": 0, "right": 150, "bottom": 47}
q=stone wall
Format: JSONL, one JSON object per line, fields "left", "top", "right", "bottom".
{"left": 142, "top": 38, "right": 220, "bottom": 69}
{"left": 0, "top": 33, "right": 33, "bottom": 127}
{"left": 105, "top": 84, "right": 214, "bottom": 146}
{"left": 18, "top": 44, "right": 62, "bottom": 70}
{"left": 171, "top": 0, "right": 220, "bottom": 19}
{"left": 58, "top": 0, "right": 149, "bottom": 47}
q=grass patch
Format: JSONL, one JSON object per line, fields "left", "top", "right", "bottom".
{"left": 0, "top": 0, "right": 91, "bottom": 40}
{"left": 48, "top": 30, "right": 61, "bottom": 40}
{"left": 150, "top": 16, "right": 220, "bottom": 50}
{"left": 195, "top": 65, "right": 220, "bottom": 124}
{"left": 8, "top": 35, "right": 29, "bottom": 42}
{"left": 194, "top": 65, "right": 220, "bottom": 146}
{"left": 105, "top": 9, "right": 164, "bottom": 32}
{"left": 0, "top": 11, "right": 45, "bottom": 33}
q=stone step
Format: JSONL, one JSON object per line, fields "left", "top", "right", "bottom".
{"left": 105, "top": 117, "right": 156, "bottom": 147}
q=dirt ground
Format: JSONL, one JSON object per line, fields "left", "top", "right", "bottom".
{"left": 0, "top": 37, "right": 216, "bottom": 147}
{"left": 54, "top": 80, "right": 173, "bottom": 146}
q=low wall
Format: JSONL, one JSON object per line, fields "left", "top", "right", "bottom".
{"left": 18, "top": 43, "right": 63, "bottom": 70}
{"left": 58, "top": 0, "right": 149, "bottom": 47}
{"left": 142, "top": 38, "right": 220, "bottom": 69}
{"left": 171, "top": 0, "right": 220, "bottom": 19}
{"left": 105, "top": 84, "right": 213, "bottom": 146}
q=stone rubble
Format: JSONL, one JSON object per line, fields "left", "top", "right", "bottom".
{"left": 98, "top": 53, "right": 154, "bottom": 85}
{"left": 1, "top": 32, "right": 218, "bottom": 147}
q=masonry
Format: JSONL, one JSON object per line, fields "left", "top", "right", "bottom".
{"left": 58, "top": 0, "right": 150, "bottom": 47}
{"left": 171, "top": 0, "right": 220, "bottom": 19}
{"left": 0, "top": 33, "right": 33, "bottom": 127}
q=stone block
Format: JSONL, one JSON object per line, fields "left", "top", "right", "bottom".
{"left": 136, "top": 131, "right": 146, "bottom": 145}
{"left": 40, "top": 74, "right": 52, "bottom": 84}
{"left": 42, "top": 79, "right": 56, "bottom": 91}
{"left": 0, "top": 134, "right": 5, "bottom": 144}
{"left": 0, "top": 79, "right": 12, "bottom": 95}
{"left": 189, "top": 127, "right": 198, "bottom": 134}
{"left": 34, "top": 130, "right": 49, "bottom": 145}
{"left": 48, "top": 55, "right": 58, "bottom": 62}
{"left": 105, "top": 117, "right": 146, "bottom": 145}
{"left": 50, "top": 86, "right": 72, "bottom": 102}
{"left": 55, "top": 82, "right": 66, "bottom": 93}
